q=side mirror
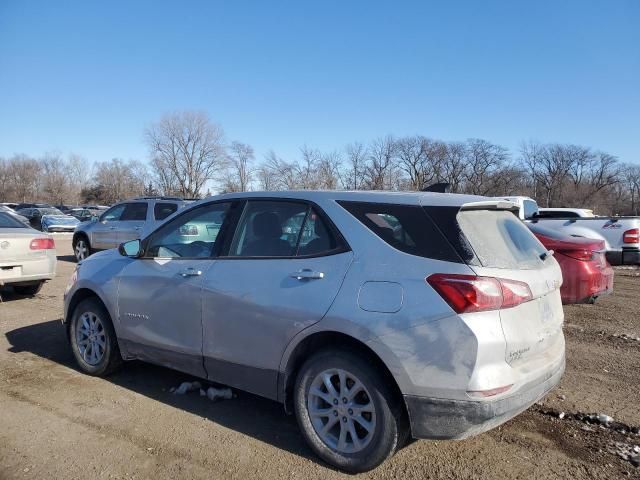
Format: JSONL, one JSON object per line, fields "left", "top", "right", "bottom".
{"left": 119, "top": 239, "right": 142, "bottom": 258}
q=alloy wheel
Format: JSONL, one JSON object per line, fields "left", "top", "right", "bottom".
{"left": 75, "top": 240, "right": 88, "bottom": 261}
{"left": 76, "top": 311, "right": 107, "bottom": 366}
{"left": 307, "top": 368, "right": 377, "bottom": 454}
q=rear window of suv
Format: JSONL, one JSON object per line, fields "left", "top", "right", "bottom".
{"left": 456, "top": 209, "right": 547, "bottom": 269}
{"left": 341, "top": 201, "right": 547, "bottom": 269}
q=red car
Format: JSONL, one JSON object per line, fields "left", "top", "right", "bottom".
{"left": 528, "top": 224, "right": 614, "bottom": 304}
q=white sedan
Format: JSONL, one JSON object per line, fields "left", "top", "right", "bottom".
{"left": 0, "top": 212, "right": 56, "bottom": 295}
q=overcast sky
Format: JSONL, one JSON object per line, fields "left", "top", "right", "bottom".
{"left": 0, "top": 0, "right": 638, "bottom": 165}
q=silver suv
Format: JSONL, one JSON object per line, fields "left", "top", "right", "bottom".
{"left": 63, "top": 191, "right": 565, "bottom": 472}
{"left": 72, "top": 197, "right": 187, "bottom": 261}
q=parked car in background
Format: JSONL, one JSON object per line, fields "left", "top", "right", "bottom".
{"left": 0, "top": 211, "right": 56, "bottom": 295}
{"left": 40, "top": 213, "right": 80, "bottom": 232}
{"left": 0, "top": 202, "right": 19, "bottom": 210}
{"left": 497, "top": 196, "right": 640, "bottom": 265}
{"left": 15, "top": 207, "right": 67, "bottom": 231}
{"left": 54, "top": 204, "right": 75, "bottom": 214}
{"left": 537, "top": 208, "right": 596, "bottom": 218}
{"left": 14, "top": 202, "right": 52, "bottom": 211}
{"left": 72, "top": 196, "right": 187, "bottom": 261}
{"left": 69, "top": 208, "right": 96, "bottom": 222}
{"left": 63, "top": 191, "right": 565, "bottom": 472}
{"left": 527, "top": 223, "right": 614, "bottom": 304}
{"left": 0, "top": 205, "right": 30, "bottom": 226}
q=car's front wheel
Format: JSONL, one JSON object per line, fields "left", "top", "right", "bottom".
{"left": 69, "top": 298, "right": 123, "bottom": 376}
{"left": 294, "top": 349, "right": 407, "bottom": 473}
{"left": 73, "top": 236, "right": 91, "bottom": 262}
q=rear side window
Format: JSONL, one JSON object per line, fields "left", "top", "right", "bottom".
{"left": 228, "top": 201, "right": 344, "bottom": 258}
{"left": 154, "top": 202, "right": 178, "bottom": 220}
{"left": 457, "top": 210, "right": 546, "bottom": 269}
{"left": 537, "top": 210, "right": 578, "bottom": 218}
{"left": 121, "top": 203, "right": 148, "bottom": 221}
{"left": 338, "top": 201, "right": 461, "bottom": 262}
{"left": 523, "top": 200, "right": 538, "bottom": 219}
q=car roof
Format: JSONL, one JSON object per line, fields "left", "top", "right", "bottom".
{"left": 206, "top": 190, "right": 488, "bottom": 207}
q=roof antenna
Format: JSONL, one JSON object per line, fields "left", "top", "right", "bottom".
{"left": 421, "top": 182, "right": 450, "bottom": 193}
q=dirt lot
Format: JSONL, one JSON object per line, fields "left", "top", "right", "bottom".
{"left": 1, "top": 236, "right": 638, "bottom": 479}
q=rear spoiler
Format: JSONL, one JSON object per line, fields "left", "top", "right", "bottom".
{"left": 460, "top": 200, "right": 519, "bottom": 212}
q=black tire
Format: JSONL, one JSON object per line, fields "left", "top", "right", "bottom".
{"left": 293, "top": 349, "right": 407, "bottom": 473}
{"left": 69, "top": 298, "right": 123, "bottom": 376}
{"left": 73, "top": 235, "right": 92, "bottom": 262}
{"left": 13, "top": 282, "right": 44, "bottom": 296}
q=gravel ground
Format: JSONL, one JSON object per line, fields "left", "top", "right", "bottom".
{"left": 1, "top": 236, "right": 638, "bottom": 479}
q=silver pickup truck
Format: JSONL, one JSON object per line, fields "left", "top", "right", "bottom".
{"left": 500, "top": 196, "right": 640, "bottom": 266}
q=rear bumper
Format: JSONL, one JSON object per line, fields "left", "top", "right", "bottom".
{"left": 560, "top": 265, "right": 614, "bottom": 304}
{"left": 606, "top": 248, "right": 640, "bottom": 266}
{"left": 404, "top": 355, "right": 565, "bottom": 440}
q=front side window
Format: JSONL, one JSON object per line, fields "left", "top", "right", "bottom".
{"left": 121, "top": 203, "right": 148, "bottom": 221}
{"left": 145, "top": 202, "right": 231, "bottom": 258}
{"left": 100, "top": 204, "right": 126, "bottom": 222}
{"left": 228, "top": 201, "right": 341, "bottom": 258}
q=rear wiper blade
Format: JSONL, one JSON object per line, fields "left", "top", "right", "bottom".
{"left": 539, "top": 250, "right": 554, "bottom": 261}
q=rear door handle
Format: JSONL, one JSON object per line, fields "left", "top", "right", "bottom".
{"left": 290, "top": 269, "right": 324, "bottom": 280}
{"left": 109, "top": 226, "right": 117, "bottom": 230}
{"left": 180, "top": 268, "right": 202, "bottom": 277}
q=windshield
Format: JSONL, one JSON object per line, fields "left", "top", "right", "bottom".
{"left": 45, "top": 216, "right": 79, "bottom": 224}
{"left": 39, "top": 208, "right": 64, "bottom": 216}
{"left": 0, "top": 212, "right": 27, "bottom": 228}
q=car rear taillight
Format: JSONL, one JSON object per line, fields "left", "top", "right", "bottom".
{"left": 426, "top": 274, "right": 533, "bottom": 313}
{"left": 30, "top": 238, "right": 55, "bottom": 250}
{"left": 623, "top": 228, "right": 639, "bottom": 244}
{"left": 556, "top": 249, "right": 594, "bottom": 261}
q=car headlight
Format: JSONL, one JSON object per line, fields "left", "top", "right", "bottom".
{"left": 64, "top": 267, "right": 79, "bottom": 297}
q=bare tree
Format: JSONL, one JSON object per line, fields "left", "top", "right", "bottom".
{"left": 395, "top": 136, "right": 429, "bottom": 190}
{"left": 441, "top": 142, "right": 467, "bottom": 193}
{"left": 8, "top": 154, "right": 40, "bottom": 202}
{"left": 364, "top": 136, "right": 397, "bottom": 190}
{"left": 40, "top": 152, "right": 71, "bottom": 205}
{"left": 341, "top": 142, "right": 368, "bottom": 190}
{"left": 222, "top": 141, "right": 255, "bottom": 192}
{"left": 145, "top": 111, "right": 227, "bottom": 198}
{"left": 67, "top": 154, "right": 92, "bottom": 203}
{"left": 316, "top": 150, "right": 342, "bottom": 189}
{"left": 92, "top": 158, "right": 147, "bottom": 204}
{"left": 463, "top": 139, "right": 510, "bottom": 195}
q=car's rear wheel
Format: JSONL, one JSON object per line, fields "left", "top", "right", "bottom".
{"left": 73, "top": 236, "right": 91, "bottom": 262}
{"left": 69, "top": 298, "right": 123, "bottom": 376}
{"left": 293, "top": 349, "right": 407, "bottom": 473}
{"left": 13, "top": 282, "right": 44, "bottom": 296}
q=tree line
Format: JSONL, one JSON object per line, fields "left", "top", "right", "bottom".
{"left": 1, "top": 110, "right": 639, "bottom": 215}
